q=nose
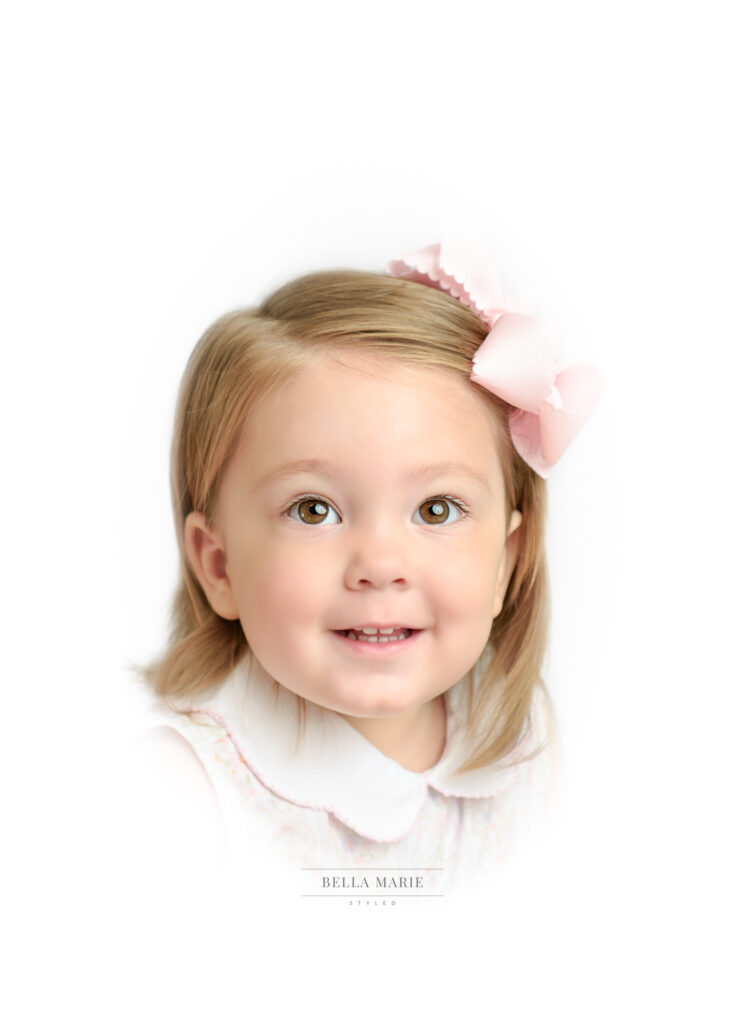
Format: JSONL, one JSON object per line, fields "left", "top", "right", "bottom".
{"left": 343, "top": 523, "right": 411, "bottom": 591}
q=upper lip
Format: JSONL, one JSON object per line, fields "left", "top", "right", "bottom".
{"left": 335, "top": 623, "right": 418, "bottom": 631}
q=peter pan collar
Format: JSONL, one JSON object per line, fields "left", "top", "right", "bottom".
{"left": 170, "top": 653, "right": 546, "bottom": 844}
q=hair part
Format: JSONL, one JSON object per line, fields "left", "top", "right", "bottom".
{"left": 134, "top": 270, "right": 552, "bottom": 775}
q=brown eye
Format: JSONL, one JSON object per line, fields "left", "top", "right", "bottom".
{"left": 289, "top": 498, "right": 340, "bottom": 526}
{"left": 417, "top": 499, "right": 452, "bottom": 525}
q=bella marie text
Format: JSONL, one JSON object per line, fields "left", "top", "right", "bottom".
{"left": 321, "top": 875, "right": 424, "bottom": 889}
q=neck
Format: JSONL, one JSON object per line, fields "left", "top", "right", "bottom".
{"left": 338, "top": 693, "right": 447, "bottom": 772}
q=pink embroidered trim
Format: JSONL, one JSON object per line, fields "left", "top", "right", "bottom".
{"left": 184, "top": 707, "right": 430, "bottom": 845}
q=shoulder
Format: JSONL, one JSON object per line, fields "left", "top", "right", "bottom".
{"left": 130, "top": 723, "right": 224, "bottom": 814}
{"left": 121, "top": 722, "right": 226, "bottom": 873}
{"left": 514, "top": 682, "right": 566, "bottom": 822}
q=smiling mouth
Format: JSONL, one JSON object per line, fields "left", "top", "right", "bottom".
{"left": 334, "top": 626, "right": 418, "bottom": 644}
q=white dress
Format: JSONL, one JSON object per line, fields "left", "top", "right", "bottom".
{"left": 147, "top": 653, "right": 559, "bottom": 898}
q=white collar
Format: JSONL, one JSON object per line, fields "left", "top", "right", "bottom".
{"left": 171, "top": 654, "right": 544, "bottom": 843}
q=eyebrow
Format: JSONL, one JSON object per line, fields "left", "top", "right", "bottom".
{"left": 257, "top": 458, "right": 492, "bottom": 491}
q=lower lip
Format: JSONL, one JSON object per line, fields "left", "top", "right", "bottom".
{"left": 332, "top": 629, "right": 423, "bottom": 655}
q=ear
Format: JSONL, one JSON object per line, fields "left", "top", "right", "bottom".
{"left": 492, "top": 509, "right": 523, "bottom": 618}
{"left": 183, "top": 510, "right": 240, "bottom": 621}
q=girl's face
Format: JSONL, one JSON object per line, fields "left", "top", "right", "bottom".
{"left": 189, "top": 351, "right": 521, "bottom": 727}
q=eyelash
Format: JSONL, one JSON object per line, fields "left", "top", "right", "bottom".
{"left": 282, "top": 493, "right": 471, "bottom": 525}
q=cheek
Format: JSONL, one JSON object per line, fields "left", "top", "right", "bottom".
{"left": 431, "top": 537, "right": 503, "bottom": 614}
{"left": 233, "top": 542, "right": 334, "bottom": 628}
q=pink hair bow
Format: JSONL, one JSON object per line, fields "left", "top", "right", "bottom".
{"left": 387, "top": 234, "right": 603, "bottom": 478}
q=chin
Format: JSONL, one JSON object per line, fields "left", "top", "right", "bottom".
{"left": 332, "top": 686, "right": 425, "bottom": 719}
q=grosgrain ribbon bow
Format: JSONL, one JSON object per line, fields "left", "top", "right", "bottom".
{"left": 387, "top": 235, "right": 603, "bottom": 478}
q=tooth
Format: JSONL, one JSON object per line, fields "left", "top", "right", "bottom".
{"left": 378, "top": 637, "right": 389, "bottom": 643}
{"left": 379, "top": 628, "right": 394, "bottom": 635}
{"left": 361, "top": 627, "right": 378, "bottom": 635}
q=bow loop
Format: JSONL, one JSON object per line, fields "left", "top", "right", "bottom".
{"left": 387, "top": 234, "right": 508, "bottom": 327}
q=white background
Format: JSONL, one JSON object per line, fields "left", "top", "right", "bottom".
{"left": 2, "top": 1, "right": 743, "bottom": 1020}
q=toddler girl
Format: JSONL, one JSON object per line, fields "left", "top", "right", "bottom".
{"left": 137, "top": 232, "right": 602, "bottom": 895}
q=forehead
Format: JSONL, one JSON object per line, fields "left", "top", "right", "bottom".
{"left": 226, "top": 350, "right": 507, "bottom": 490}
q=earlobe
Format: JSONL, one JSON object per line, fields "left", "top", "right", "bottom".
{"left": 492, "top": 509, "right": 524, "bottom": 618}
{"left": 183, "top": 511, "right": 240, "bottom": 621}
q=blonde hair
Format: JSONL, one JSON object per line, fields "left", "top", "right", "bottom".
{"left": 137, "top": 270, "right": 552, "bottom": 774}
